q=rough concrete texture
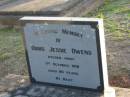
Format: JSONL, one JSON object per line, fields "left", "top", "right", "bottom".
{"left": 0, "top": 0, "right": 66, "bottom": 12}
{"left": 0, "top": 74, "right": 130, "bottom": 97}
{"left": 0, "top": 0, "right": 103, "bottom": 25}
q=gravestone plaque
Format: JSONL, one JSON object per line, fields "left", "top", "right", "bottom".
{"left": 20, "top": 17, "right": 107, "bottom": 92}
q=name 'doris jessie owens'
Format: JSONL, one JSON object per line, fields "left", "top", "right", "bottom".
{"left": 31, "top": 45, "right": 92, "bottom": 55}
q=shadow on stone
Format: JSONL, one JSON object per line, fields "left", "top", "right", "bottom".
{"left": 9, "top": 83, "right": 102, "bottom": 97}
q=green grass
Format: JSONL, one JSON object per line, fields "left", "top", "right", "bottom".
{"left": 0, "top": 28, "right": 28, "bottom": 77}
{"left": 86, "top": 0, "right": 130, "bottom": 40}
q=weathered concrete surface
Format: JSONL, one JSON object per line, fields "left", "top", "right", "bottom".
{"left": 0, "top": 0, "right": 65, "bottom": 12}
{"left": 0, "top": 74, "right": 130, "bottom": 97}
{"left": 0, "top": 0, "right": 101, "bottom": 14}
{"left": 0, "top": 0, "right": 12, "bottom": 6}
{"left": 0, "top": 0, "right": 104, "bottom": 26}
{"left": 65, "top": 0, "right": 104, "bottom": 16}
{"left": 0, "top": 74, "right": 102, "bottom": 97}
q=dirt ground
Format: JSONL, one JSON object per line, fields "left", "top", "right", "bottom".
{"left": 106, "top": 35, "right": 130, "bottom": 87}
{"left": 106, "top": 37, "right": 130, "bottom": 76}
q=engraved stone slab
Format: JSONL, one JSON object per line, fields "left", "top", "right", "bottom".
{"left": 20, "top": 17, "right": 107, "bottom": 92}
